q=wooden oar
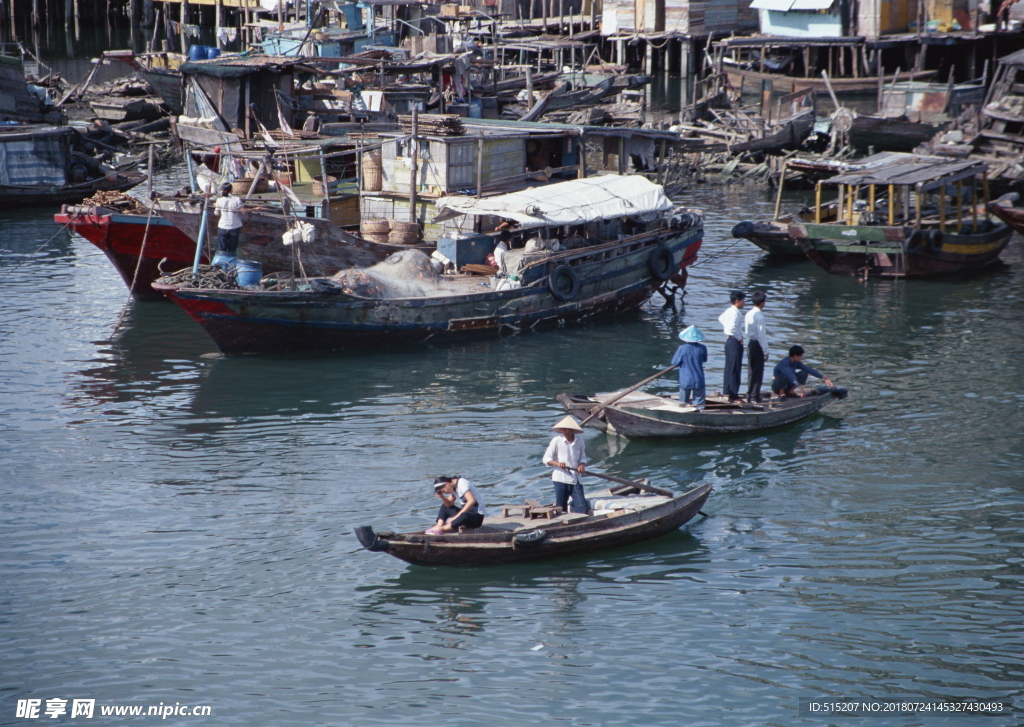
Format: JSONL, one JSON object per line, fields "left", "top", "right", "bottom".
{"left": 583, "top": 470, "right": 674, "bottom": 497}
{"left": 580, "top": 365, "right": 678, "bottom": 426}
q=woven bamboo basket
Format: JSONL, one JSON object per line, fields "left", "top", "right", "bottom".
{"left": 440, "top": 3, "right": 459, "bottom": 16}
{"left": 312, "top": 174, "right": 337, "bottom": 197}
{"left": 361, "top": 150, "right": 383, "bottom": 191}
{"left": 360, "top": 219, "right": 391, "bottom": 235}
{"left": 231, "top": 177, "right": 269, "bottom": 194}
{"left": 388, "top": 221, "right": 421, "bottom": 244}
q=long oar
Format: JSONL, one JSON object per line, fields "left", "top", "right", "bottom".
{"left": 583, "top": 470, "right": 674, "bottom": 497}
{"left": 580, "top": 365, "right": 677, "bottom": 426}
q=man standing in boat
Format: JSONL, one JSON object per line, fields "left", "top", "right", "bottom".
{"left": 213, "top": 182, "right": 243, "bottom": 255}
{"left": 544, "top": 416, "right": 588, "bottom": 514}
{"left": 427, "top": 476, "right": 486, "bottom": 535}
{"left": 717, "top": 290, "right": 746, "bottom": 403}
{"left": 671, "top": 325, "right": 708, "bottom": 410}
{"left": 744, "top": 291, "right": 769, "bottom": 403}
{"left": 771, "top": 345, "right": 834, "bottom": 398}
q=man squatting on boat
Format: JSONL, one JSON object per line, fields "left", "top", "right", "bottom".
{"left": 772, "top": 345, "right": 834, "bottom": 398}
{"left": 214, "top": 182, "right": 243, "bottom": 254}
{"left": 427, "top": 476, "right": 486, "bottom": 535}
{"left": 744, "top": 291, "right": 769, "bottom": 403}
{"left": 671, "top": 325, "right": 708, "bottom": 410}
{"left": 718, "top": 291, "right": 746, "bottom": 403}
{"left": 545, "top": 416, "right": 588, "bottom": 514}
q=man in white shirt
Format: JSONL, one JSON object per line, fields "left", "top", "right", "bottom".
{"left": 427, "top": 476, "right": 486, "bottom": 534}
{"left": 213, "top": 182, "right": 244, "bottom": 254}
{"left": 744, "top": 290, "right": 769, "bottom": 403}
{"left": 717, "top": 290, "right": 746, "bottom": 402}
{"left": 544, "top": 416, "right": 588, "bottom": 514}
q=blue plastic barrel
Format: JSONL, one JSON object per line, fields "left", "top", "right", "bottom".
{"left": 236, "top": 260, "right": 263, "bottom": 287}
{"left": 211, "top": 252, "right": 237, "bottom": 269}
{"left": 206, "top": 47, "right": 221, "bottom": 60}
{"left": 468, "top": 100, "right": 483, "bottom": 119}
{"left": 188, "top": 45, "right": 207, "bottom": 62}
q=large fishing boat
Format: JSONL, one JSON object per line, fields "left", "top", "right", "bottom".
{"left": 790, "top": 153, "right": 1014, "bottom": 277}
{"left": 152, "top": 175, "right": 703, "bottom": 354}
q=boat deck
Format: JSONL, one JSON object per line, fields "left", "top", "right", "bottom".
{"left": 451, "top": 488, "right": 672, "bottom": 534}
{"left": 590, "top": 390, "right": 811, "bottom": 415}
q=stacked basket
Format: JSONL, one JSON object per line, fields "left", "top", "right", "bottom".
{"left": 361, "top": 149, "right": 383, "bottom": 191}
{"left": 361, "top": 219, "right": 390, "bottom": 244}
{"left": 388, "top": 221, "right": 421, "bottom": 245}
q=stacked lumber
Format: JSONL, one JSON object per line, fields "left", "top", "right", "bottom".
{"left": 398, "top": 114, "right": 465, "bottom": 136}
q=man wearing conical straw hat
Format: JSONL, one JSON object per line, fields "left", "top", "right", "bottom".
{"left": 544, "top": 416, "right": 589, "bottom": 514}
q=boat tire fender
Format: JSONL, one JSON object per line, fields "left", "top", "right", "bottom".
{"left": 904, "top": 230, "right": 924, "bottom": 254}
{"left": 831, "top": 386, "right": 849, "bottom": 400}
{"left": 548, "top": 265, "right": 581, "bottom": 301}
{"left": 354, "top": 526, "right": 387, "bottom": 552}
{"left": 513, "top": 529, "right": 548, "bottom": 547}
{"left": 648, "top": 244, "right": 676, "bottom": 281}
{"left": 926, "top": 229, "right": 943, "bottom": 251}
{"left": 731, "top": 220, "right": 755, "bottom": 239}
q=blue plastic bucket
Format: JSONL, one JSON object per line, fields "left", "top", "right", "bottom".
{"left": 188, "top": 45, "right": 207, "bottom": 62}
{"left": 211, "top": 252, "right": 237, "bottom": 269}
{"left": 236, "top": 259, "right": 263, "bottom": 287}
{"left": 206, "top": 47, "right": 221, "bottom": 60}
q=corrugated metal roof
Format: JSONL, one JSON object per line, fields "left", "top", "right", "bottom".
{"left": 824, "top": 154, "right": 987, "bottom": 189}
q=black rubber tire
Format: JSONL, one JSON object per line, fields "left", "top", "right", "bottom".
{"left": 647, "top": 244, "right": 676, "bottom": 281}
{"left": 904, "top": 230, "right": 924, "bottom": 254}
{"left": 926, "top": 229, "right": 944, "bottom": 252}
{"left": 731, "top": 220, "right": 756, "bottom": 239}
{"left": 548, "top": 265, "right": 581, "bottom": 301}
{"left": 514, "top": 529, "right": 548, "bottom": 547}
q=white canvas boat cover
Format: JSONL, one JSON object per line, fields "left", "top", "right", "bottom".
{"left": 434, "top": 174, "right": 673, "bottom": 229}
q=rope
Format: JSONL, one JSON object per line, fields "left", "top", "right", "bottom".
{"left": 111, "top": 207, "right": 155, "bottom": 335}
{"left": 1, "top": 213, "right": 79, "bottom": 279}
{"left": 685, "top": 238, "right": 746, "bottom": 268}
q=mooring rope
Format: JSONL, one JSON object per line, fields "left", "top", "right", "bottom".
{"left": 111, "top": 207, "right": 155, "bottom": 335}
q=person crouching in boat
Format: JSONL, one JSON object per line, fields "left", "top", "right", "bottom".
{"left": 544, "top": 416, "right": 589, "bottom": 514}
{"left": 427, "top": 476, "right": 486, "bottom": 535}
{"left": 771, "top": 345, "right": 834, "bottom": 399}
{"left": 671, "top": 325, "right": 708, "bottom": 410}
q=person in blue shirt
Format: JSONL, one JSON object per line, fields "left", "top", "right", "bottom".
{"left": 671, "top": 325, "right": 708, "bottom": 410}
{"left": 771, "top": 345, "right": 834, "bottom": 398}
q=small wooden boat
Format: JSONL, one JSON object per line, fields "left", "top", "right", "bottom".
{"left": 354, "top": 483, "right": 712, "bottom": 566}
{"left": 987, "top": 197, "right": 1024, "bottom": 235}
{"left": 0, "top": 125, "right": 146, "bottom": 206}
{"left": 790, "top": 153, "right": 1015, "bottom": 278}
{"left": 557, "top": 387, "right": 847, "bottom": 438}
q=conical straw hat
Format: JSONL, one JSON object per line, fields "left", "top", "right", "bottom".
{"left": 552, "top": 415, "right": 583, "bottom": 432}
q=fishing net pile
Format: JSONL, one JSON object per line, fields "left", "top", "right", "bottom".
{"left": 155, "top": 265, "right": 236, "bottom": 290}
{"left": 326, "top": 250, "right": 457, "bottom": 299}
{"left": 79, "top": 190, "right": 149, "bottom": 214}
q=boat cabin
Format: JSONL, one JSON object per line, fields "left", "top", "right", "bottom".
{"left": 807, "top": 152, "right": 993, "bottom": 235}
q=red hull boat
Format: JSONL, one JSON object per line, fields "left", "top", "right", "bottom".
{"left": 57, "top": 205, "right": 204, "bottom": 301}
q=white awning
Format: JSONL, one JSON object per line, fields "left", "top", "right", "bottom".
{"left": 791, "top": 0, "right": 835, "bottom": 9}
{"left": 750, "top": 0, "right": 796, "bottom": 9}
{"left": 434, "top": 174, "right": 673, "bottom": 229}
{"left": 750, "top": 0, "right": 834, "bottom": 9}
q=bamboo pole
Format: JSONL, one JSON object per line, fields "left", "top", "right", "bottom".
{"left": 956, "top": 179, "right": 963, "bottom": 230}
{"left": 869, "top": 184, "right": 875, "bottom": 223}
{"left": 409, "top": 107, "right": 418, "bottom": 224}
{"left": 476, "top": 136, "right": 484, "bottom": 198}
{"left": 815, "top": 182, "right": 822, "bottom": 224}
{"left": 971, "top": 179, "right": 978, "bottom": 231}
{"left": 773, "top": 162, "right": 787, "bottom": 221}
{"left": 888, "top": 183, "right": 894, "bottom": 225}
